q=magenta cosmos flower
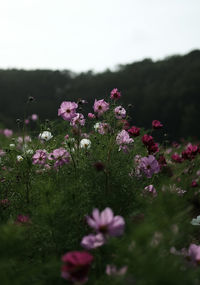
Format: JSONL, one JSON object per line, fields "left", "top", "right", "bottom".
{"left": 114, "top": 106, "right": 126, "bottom": 119}
{"left": 48, "top": 148, "right": 70, "bottom": 169}
{"left": 128, "top": 126, "right": 140, "bottom": 137}
{"left": 61, "top": 251, "right": 93, "bottom": 284}
{"left": 139, "top": 155, "right": 160, "bottom": 178}
{"left": 93, "top": 99, "right": 109, "bottom": 116}
{"left": 152, "top": 120, "right": 163, "bottom": 129}
{"left": 86, "top": 207, "right": 125, "bottom": 237}
{"left": 58, "top": 101, "right": 78, "bottom": 121}
{"left": 32, "top": 149, "right": 47, "bottom": 165}
{"left": 110, "top": 88, "right": 121, "bottom": 100}
{"left": 15, "top": 215, "right": 31, "bottom": 225}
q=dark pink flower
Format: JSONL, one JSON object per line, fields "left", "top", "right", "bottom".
{"left": 58, "top": 101, "right": 78, "bottom": 121}
{"left": 81, "top": 233, "right": 105, "bottom": 250}
{"left": 142, "top": 134, "right": 154, "bottom": 147}
{"left": 15, "top": 215, "right": 31, "bottom": 225}
{"left": 182, "top": 143, "right": 199, "bottom": 160}
{"left": 24, "top": 119, "right": 30, "bottom": 125}
{"left": 138, "top": 155, "right": 160, "bottom": 178}
{"left": 93, "top": 99, "right": 109, "bottom": 116}
{"left": 147, "top": 142, "right": 159, "bottom": 154}
{"left": 171, "top": 153, "right": 183, "bottom": 163}
{"left": 86, "top": 207, "right": 125, "bottom": 237}
{"left": 110, "top": 88, "right": 121, "bottom": 100}
{"left": 61, "top": 251, "right": 93, "bottom": 284}
{"left": 128, "top": 126, "right": 140, "bottom": 137}
{"left": 32, "top": 149, "right": 47, "bottom": 165}
{"left": 191, "top": 180, "right": 198, "bottom": 188}
{"left": 158, "top": 155, "right": 167, "bottom": 168}
{"left": 152, "top": 120, "right": 163, "bottom": 129}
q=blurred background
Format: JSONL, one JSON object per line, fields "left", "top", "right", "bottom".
{"left": 0, "top": 0, "right": 200, "bottom": 140}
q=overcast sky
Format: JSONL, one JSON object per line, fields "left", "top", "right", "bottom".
{"left": 0, "top": 0, "right": 200, "bottom": 72}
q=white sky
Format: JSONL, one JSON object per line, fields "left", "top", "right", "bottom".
{"left": 0, "top": 0, "right": 200, "bottom": 72}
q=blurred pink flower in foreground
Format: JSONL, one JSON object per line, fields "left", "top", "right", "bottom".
{"left": 15, "top": 215, "right": 31, "bottom": 225}
{"left": 3, "top": 129, "right": 13, "bottom": 137}
{"left": 61, "top": 251, "right": 93, "bottom": 284}
{"left": 86, "top": 207, "right": 125, "bottom": 237}
{"left": 31, "top": 114, "right": 38, "bottom": 121}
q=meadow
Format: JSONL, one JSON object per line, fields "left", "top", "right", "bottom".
{"left": 0, "top": 88, "right": 200, "bottom": 285}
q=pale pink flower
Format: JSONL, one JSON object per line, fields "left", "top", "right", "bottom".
{"left": 3, "top": 129, "right": 13, "bottom": 137}
{"left": 143, "top": 185, "right": 157, "bottom": 197}
{"left": 86, "top": 207, "right": 125, "bottom": 237}
{"left": 93, "top": 99, "right": 109, "bottom": 116}
{"left": 0, "top": 149, "right": 6, "bottom": 157}
{"left": 58, "top": 101, "right": 78, "bottom": 121}
{"left": 116, "top": 130, "right": 134, "bottom": 152}
{"left": 32, "top": 149, "right": 47, "bottom": 165}
{"left": 31, "top": 114, "right": 38, "bottom": 121}
{"left": 138, "top": 155, "right": 160, "bottom": 178}
{"left": 98, "top": 123, "right": 110, "bottom": 135}
{"left": 114, "top": 106, "right": 126, "bottom": 119}
{"left": 70, "top": 113, "right": 85, "bottom": 127}
{"left": 188, "top": 244, "right": 200, "bottom": 265}
{"left": 81, "top": 233, "right": 105, "bottom": 250}
{"left": 48, "top": 148, "right": 70, "bottom": 169}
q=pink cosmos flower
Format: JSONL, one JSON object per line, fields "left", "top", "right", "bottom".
{"left": 3, "top": 129, "right": 13, "bottom": 137}
{"left": 93, "top": 99, "right": 109, "bottom": 116}
{"left": 143, "top": 185, "right": 157, "bottom": 197}
{"left": 15, "top": 215, "right": 31, "bottom": 225}
{"left": 116, "top": 130, "right": 134, "bottom": 152}
{"left": 61, "top": 251, "right": 93, "bottom": 284}
{"left": 98, "top": 123, "right": 110, "bottom": 135}
{"left": 88, "top": 113, "right": 96, "bottom": 119}
{"left": 114, "top": 106, "right": 126, "bottom": 119}
{"left": 182, "top": 143, "right": 199, "bottom": 160}
{"left": 48, "top": 148, "right": 70, "bottom": 169}
{"left": 32, "top": 149, "right": 47, "bottom": 165}
{"left": 139, "top": 155, "right": 160, "bottom": 178}
{"left": 142, "top": 134, "right": 154, "bottom": 146}
{"left": 110, "top": 88, "right": 121, "bottom": 100}
{"left": 191, "top": 180, "right": 198, "bottom": 188}
{"left": 24, "top": 119, "right": 30, "bottom": 125}
{"left": 58, "top": 101, "right": 78, "bottom": 121}
{"left": 31, "top": 114, "right": 38, "bottom": 121}
{"left": 128, "top": 126, "right": 140, "bottom": 137}
{"left": 81, "top": 233, "right": 105, "bottom": 250}
{"left": 147, "top": 142, "right": 159, "bottom": 154}
{"left": 86, "top": 207, "right": 125, "bottom": 237}
{"left": 70, "top": 113, "right": 85, "bottom": 127}
{"left": 188, "top": 244, "right": 200, "bottom": 265}
{"left": 171, "top": 153, "right": 183, "bottom": 163}
{"left": 152, "top": 120, "right": 163, "bottom": 129}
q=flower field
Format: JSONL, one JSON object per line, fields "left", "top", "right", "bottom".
{"left": 0, "top": 89, "right": 200, "bottom": 285}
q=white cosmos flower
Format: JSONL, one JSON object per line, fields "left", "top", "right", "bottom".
{"left": 94, "top": 122, "right": 100, "bottom": 131}
{"left": 80, "top": 139, "right": 91, "bottom": 149}
{"left": 39, "top": 131, "right": 53, "bottom": 141}
{"left": 17, "top": 155, "right": 24, "bottom": 162}
{"left": 9, "top": 143, "right": 15, "bottom": 149}
{"left": 191, "top": 215, "right": 200, "bottom": 226}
